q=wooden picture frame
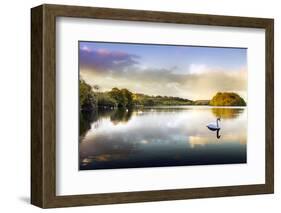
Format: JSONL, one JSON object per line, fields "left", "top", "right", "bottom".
{"left": 31, "top": 4, "right": 274, "bottom": 208}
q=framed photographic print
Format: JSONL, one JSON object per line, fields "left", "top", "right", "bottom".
{"left": 31, "top": 4, "right": 274, "bottom": 208}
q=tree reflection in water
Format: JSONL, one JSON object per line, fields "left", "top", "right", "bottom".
{"left": 210, "top": 108, "right": 245, "bottom": 139}
{"left": 79, "top": 110, "right": 98, "bottom": 139}
{"left": 110, "top": 108, "right": 133, "bottom": 125}
{"left": 211, "top": 108, "right": 244, "bottom": 119}
{"left": 79, "top": 108, "right": 133, "bottom": 138}
{"left": 80, "top": 107, "right": 247, "bottom": 170}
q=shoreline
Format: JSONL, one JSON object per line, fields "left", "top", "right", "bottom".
{"left": 142, "top": 105, "right": 247, "bottom": 109}
{"left": 82, "top": 105, "right": 248, "bottom": 112}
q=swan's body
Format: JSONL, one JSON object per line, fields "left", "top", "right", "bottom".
{"left": 207, "top": 118, "right": 221, "bottom": 131}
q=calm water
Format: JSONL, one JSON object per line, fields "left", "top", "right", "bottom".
{"left": 79, "top": 106, "right": 247, "bottom": 170}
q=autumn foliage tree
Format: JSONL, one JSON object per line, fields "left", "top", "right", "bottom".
{"left": 209, "top": 92, "right": 246, "bottom": 106}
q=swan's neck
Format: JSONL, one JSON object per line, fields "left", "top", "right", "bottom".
{"left": 216, "top": 119, "right": 220, "bottom": 128}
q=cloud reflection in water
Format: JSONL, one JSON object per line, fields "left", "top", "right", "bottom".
{"left": 80, "top": 107, "right": 247, "bottom": 170}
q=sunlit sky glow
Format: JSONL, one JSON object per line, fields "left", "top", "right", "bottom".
{"left": 79, "top": 41, "right": 247, "bottom": 100}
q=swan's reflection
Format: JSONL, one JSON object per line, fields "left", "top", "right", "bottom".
{"left": 216, "top": 129, "right": 221, "bottom": 139}
{"left": 206, "top": 128, "right": 221, "bottom": 139}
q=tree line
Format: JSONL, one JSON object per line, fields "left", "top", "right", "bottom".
{"left": 79, "top": 80, "right": 193, "bottom": 111}
{"left": 79, "top": 80, "right": 247, "bottom": 112}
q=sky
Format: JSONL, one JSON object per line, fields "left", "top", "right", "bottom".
{"left": 79, "top": 41, "right": 247, "bottom": 100}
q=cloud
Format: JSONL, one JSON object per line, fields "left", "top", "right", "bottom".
{"left": 79, "top": 47, "right": 247, "bottom": 100}
{"left": 79, "top": 46, "right": 140, "bottom": 72}
{"left": 189, "top": 64, "right": 208, "bottom": 74}
{"left": 81, "top": 65, "right": 247, "bottom": 101}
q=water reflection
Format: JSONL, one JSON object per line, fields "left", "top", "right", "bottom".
{"left": 79, "top": 110, "right": 98, "bottom": 139}
{"left": 79, "top": 107, "right": 247, "bottom": 170}
{"left": 80, "top": 108, "right": 133, "bottom": 137}
{"left": 110, "top": 108, "right": 133, "bottom": 125}
{"left": 211, "top": 108, "right": 243, "bottom": 119}
{"left": 216, "top": 129, "right": 221, "bottom": 139}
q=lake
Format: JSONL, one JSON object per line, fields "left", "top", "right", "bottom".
{"left": 79, "top": 106, "right": 247, "bottom": 170}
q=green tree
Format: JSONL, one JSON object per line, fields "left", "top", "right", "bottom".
{"left": 79, "top": 80, "right": 96, "bottom": 111}
{"left": 97, "top": 93, "right": 117, "bottom": 108}
{"left": 108, "top": 88, "right": 121, "bottom": 107}
{"left": 121, "top": 88, "right": 133, "bottom": 107}
{"left": 109, "top": 87, "right": 133, "bottom": 107}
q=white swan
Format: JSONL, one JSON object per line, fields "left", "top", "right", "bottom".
{"left": 207, "top": 118, "right": 221, "bottom": 131}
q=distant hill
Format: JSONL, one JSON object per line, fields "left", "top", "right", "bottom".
{"left": 193, "top": 100, "right": 210, "bottom": 105}
{"left": 209, "top": 92, "right": 246, "bottom": 106}
{"left": 133, "top": 93, "right": 193, "bottom": 106}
